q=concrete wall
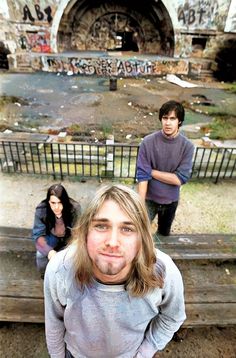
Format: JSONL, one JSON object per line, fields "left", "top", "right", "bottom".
{"left": 0, "top": 0, "right": 235, "bottom": 67}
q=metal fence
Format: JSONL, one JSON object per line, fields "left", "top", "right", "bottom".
{"left": 0, "top": 140, "right": 235, "bottom": 183}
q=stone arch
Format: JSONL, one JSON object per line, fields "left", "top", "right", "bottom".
{"left": 51, "top": 0, "right": 178, "bottom": 55}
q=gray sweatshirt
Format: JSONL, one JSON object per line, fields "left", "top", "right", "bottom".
{"left": 44, "top": 244, "right": 186, "bottom": 358}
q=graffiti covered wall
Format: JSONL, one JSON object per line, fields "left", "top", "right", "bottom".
{"left": 0, "top": 0, "right": 235, "bottom": 71}
{"left": 32, "top": 55, "right": 188, "bottom": 77}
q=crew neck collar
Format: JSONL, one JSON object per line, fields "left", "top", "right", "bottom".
{"left": 93, "top": 278, "right": 125, "bottom": 292}
{"left": 161, "top": 129, "right": 180, "bottom": 140}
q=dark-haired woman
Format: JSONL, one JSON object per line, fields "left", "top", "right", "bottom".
{"left": 32, "top": 184, "right": 81, "bottom": 275}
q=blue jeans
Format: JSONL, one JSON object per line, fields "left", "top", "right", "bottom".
{"left": 36, "top": 233, "right": 63, "bottom": 274}
{"left": 146, "top": 199, "right": 178, "bottom": 236}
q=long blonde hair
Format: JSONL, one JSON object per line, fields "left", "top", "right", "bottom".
{"left": 72, "top": 184, "right": 165, "bottom": 297}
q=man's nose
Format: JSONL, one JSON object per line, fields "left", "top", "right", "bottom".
{"left": 106, "top": 228, "right": 120, "bottom": 247}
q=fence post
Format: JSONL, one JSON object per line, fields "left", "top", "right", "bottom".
{"left": 214, "top": 148, "right": 227, "bottom": 184}
{"left": 105, "top": 135, "right": 114, "bottom": 177}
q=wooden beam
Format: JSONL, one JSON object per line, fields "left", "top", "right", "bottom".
{"left": 0, "top": 297, "right": 44, "bottom": 323}
{"left": 184, "top": 303, "right": 236, "bottom": 327}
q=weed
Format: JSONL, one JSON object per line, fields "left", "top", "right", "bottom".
{"left": 100, "top": 120, "right": 113, "bottom": 138}
{"left": 206, "top": 117, "right": 236, "bottom": 140}
{"left": 223, "top": 82, "right": 236, "bottom": 94}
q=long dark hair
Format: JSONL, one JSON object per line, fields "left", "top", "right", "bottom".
{"left": 45, "top": 184, "right": 73, "bottom": 230}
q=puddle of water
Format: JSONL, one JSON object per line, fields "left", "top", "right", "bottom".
{"left": 0, "top": 73, "right": 111, "bottom": 129}
{"left": 0, "top": 72, "right": 108, "bottom": 98}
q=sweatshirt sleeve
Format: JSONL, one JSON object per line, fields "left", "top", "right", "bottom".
{"left": 136, "top": 141, "right": 153, "bottom": 182}
{"left": 138, "top": 254, "right": 186, "bottom": 357}
{"left": 175, "top": 141, "right": 194, "bottom": 184}
{"left": 44, "top": 254, "right": 66, "bottom": 358}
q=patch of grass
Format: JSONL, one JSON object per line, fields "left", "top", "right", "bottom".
{"left": 205, "top": 117, "right": 236, "bottom": 140}
{"left": 99, "top": 120, "right": 113, "bottom": 138}
{"left": 0, "top": 95, "right": 28, "bottom": 106}
{"left": 223, "top": 82, "right": 236, "bottom": 94}
{"left": 67, "top": 124, "right": 81, "bottom": 135}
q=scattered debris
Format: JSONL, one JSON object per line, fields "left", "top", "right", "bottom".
{"left": 58, "top": 131, "right": 67, "bottom": 142}
{"left": 201, "top": 136, "right": 214, "bottom": 147}
{"left": 166, "top": 74, "right": 199, "bottom": 88}
{"left": 126, "top": 134, "right": 132, "bottom": 139}
{"left": 178, "top": 237, "right": 192, "bottom": 243}
{"left": 191, "top": 94, "right": 214, "bottom": 106}
{"left": 3, "top": 129, "right": 12, "bottom": 134}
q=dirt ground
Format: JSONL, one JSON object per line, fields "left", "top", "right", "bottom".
{"left": 0, "top": 323, "right": 235, "bottom": 358}
{"left": 0, "top": 72, "right": 236, "bottom": 357}
{"left": 1, "top": 72, "right": 236, "bottom": 144}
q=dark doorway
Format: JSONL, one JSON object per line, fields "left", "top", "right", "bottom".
{"left": 192, "top": 37, "right": 207, "bottom": 50}
{"left": 213, "top": 39, "right": 236, "bottom": 82}
{"left": 116, "top": 31, "right": 139, "bottom": 51}
{"left": 0, "top": 41, "right": 10, "bottom": 70}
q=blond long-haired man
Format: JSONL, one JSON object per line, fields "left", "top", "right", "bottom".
{"left": 44, "top": 184, "right": 186, "bottom": 358}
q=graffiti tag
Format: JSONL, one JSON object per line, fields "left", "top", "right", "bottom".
{"left": 22, "top": 5, "right": 52, "bottom": 23}
{"left": 178, "top": 8, "right": 207, "bottom": 25}
{"left": 42, "top": 57, "right": 187, "bottom": 77}
{"left": 177, "top": 0, "right": 221, "bottom": 28}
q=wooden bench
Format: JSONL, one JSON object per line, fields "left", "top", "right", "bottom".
{"left": 0, "top": 227, "right": 236, "bottom": 327}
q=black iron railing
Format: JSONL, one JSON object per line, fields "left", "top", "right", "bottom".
{"left": 0, "top": 140, "right": 235, "bottom": 183}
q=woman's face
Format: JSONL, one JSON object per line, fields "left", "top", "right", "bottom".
{"left": 49, "top": 195, "right": 63, "bottom": 217}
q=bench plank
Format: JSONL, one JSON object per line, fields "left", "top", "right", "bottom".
{"left": 1, "top": 297, "right": 235, "bottom": 326}
{"left": 156, "top": 234, "right": 236, "bottom": 247}
{"left": 160, "top": 249, "right": 236, "bottom": 260}
{"left": 184, "top": 303, "right": 236, "bottom": 327}
{"left": 0, "top": 297, "right": 44, "bottom": 323}
{"left": 0, "top": 279, "right": 43, "bottom": 298}
{"left": 0, "top": 236, "right": 35, "bottom": 252}
{"left": 184, "top": 284, "right": 236, "bottom": 303}
{"left": 1, "top": 280, "right": 235, "bottom": 304}
{"left": 0, "top": 279, "right": 235, "bottom": 326}
{"left": 0, "top": 226, "right": 32, "bottom": 238}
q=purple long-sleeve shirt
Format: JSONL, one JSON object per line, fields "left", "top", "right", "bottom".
{"left": 136, "top": 131, "right": 194, "bottom": 204}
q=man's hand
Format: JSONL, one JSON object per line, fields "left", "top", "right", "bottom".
{"left": 137, "top": 181, "right": 148, "bottom": 200}
{"left": 48, "top": 249, "right": 57, "bottom": 260}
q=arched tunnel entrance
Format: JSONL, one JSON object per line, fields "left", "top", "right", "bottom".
{"left": 57, "top": 0, "right": 174, "bottom": 56}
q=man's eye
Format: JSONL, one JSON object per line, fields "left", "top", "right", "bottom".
{"left": 94, "top": 224, "right": 107, "bottom": 230}
{"left": 122, "top": 226, "right": 135, "bottom": 233}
